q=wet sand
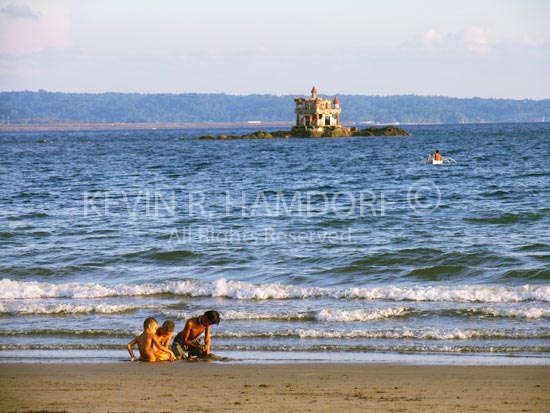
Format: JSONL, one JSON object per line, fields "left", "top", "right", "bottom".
{"left": 1, "top": 363, "right": 548, "bottom": 412}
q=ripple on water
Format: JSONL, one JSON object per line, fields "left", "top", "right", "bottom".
{"left": 464, "top": 212, "right": 548, "bottom": 225}
{"left": 121, "top": 248, "right": 203, "bottom": 263}
{"left": 6, "top": 212, "right": 50, "bottom": 221}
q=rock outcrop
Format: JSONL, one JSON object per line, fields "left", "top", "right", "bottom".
{"left": 351, "top": 125, "right": 409, "bottom": 136}
{"left": 198, "top": 125, "right": 409, "bottom": 140}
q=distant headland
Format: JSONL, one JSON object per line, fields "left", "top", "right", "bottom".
{"left": 2, "top": 90, "right": 548, "bottom": 127}
{"left": 199, "top": 87, "right": 409, "bottom": 139}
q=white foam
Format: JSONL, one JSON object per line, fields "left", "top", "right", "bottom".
{"left": 160, "top": 309, "right": 313, "bottom": 321}
{"left": 480, "top": 307, "right": 550, "bottom": 319}
{"left": 1, "top": 277, "right": 549, "bottom": 303}
{"left": 316, "top": 307, "right": 411, "bottom": 322}
{"left": 160, "top": 308, "right": 410, "bottom": 321}
{"left": 295, "top": 328, "right": 548, "bottom": 340}
{"left": 217, "top": 328, "right": 548, "bottom": 340}
{"left": 201, "top": 309, "right": 309, "bottom": 321}
{"left": 0, "top": 301, "right": 150, "bottom": 315}
{"left": 342, "top": 284, "right": 550, "bottom": 303}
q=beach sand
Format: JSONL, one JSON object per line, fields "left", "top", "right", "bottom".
{"left": 1, "top": 363, "right": 548, "bottom": 412}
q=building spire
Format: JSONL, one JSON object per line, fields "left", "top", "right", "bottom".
{"left": 311, "top": 86, "right": 318, "bottom": 98}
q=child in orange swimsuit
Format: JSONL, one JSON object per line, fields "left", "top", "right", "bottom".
{"left": 127, "top": 317, "right": 176, "bottom": 362}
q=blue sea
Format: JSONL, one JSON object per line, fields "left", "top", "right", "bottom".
{"left": 1, "top": 123, "right": 549, "bottom": 364}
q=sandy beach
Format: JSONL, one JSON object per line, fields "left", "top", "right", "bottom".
{"left": 1, "top": 363, "right": 548, "bottom": 412}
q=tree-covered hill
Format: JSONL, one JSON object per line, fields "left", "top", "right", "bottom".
{"left": 1, "top": 91, "right": 548, "bottom": 124}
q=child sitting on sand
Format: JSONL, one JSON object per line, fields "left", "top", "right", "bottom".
{"left": 171, "top": 310, "right": 220, "bottom": 360}
{"left": 153, "top": 320, "right": 175, "bottom": 361}
{"left": 127, "top": 317, "right": 176, "bottom": 362}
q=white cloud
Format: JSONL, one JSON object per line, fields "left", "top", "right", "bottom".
{"left": 419, "top": 27, "right": 492, "bottom": 57}
{"left": 0, "top": 3, "right": 41, "bottom": 19}
{"left": 463, "top": 26, "right": 490, "bottom": 57}
{"left": 0, "top": 2, "right": 68, "bottom": 54}
{"left": 521, "top": 34, "right": 549, "bottom": 49}
{"left": 423, "top": 29, "right": 444, "bottom": 49}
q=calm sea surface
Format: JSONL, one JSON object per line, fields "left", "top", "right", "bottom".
{"left": 1, "top": 123, "right": 549, "bottom": 364}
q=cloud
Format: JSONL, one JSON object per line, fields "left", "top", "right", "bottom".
{"left": 0, "top": 2, "right": 68, "bottom": 55}
{"left": 423, "top": 29, "right": 445, "bottom": 50}
{"left": 418, "top": 27, "right": 493, "bottom": 58}
{"left": 0, "top": 3, "right": 41, "bottom": 19}
{"left": 463, "top": 26, "right": 490, "bottom": 57}
{"left": 521, "top": 34, "right": 549, "bottom": 49}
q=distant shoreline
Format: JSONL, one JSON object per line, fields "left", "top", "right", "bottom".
{"left": 2, "top": 92, "right": 549, "bottom": 126}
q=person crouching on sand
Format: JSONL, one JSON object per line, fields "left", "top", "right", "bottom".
{"left": 127, "top": 317, "right": 176, "bottom": 362}
{"left": 171, "top": 310, "right": 220, "bottom": 360}
{"left": 153, "top": 320, "right": 175, "bottom": 361}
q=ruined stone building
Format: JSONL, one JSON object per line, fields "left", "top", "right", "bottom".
{"left": 294, "top": 86, "right": 341, "bottom": 130}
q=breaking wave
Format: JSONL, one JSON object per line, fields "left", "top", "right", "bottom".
{"left": 315, "top": 307, "right": 412, "bottom": 322}
{"left": 159, "top": 307, "right": 414, "bottom": 322}
{"left": 217, "top": 328, "right": 550, "bottom": 340}
{"left": 1, "top": 278, "right": 549, "bottom": 303}
{"left": 1, "top": 344, "right": 549, "bottom": 354}
{"left": 0, "top": 301, "right": 154, "bottom": 315}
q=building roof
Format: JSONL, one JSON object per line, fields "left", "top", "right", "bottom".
{"left": 311, "top": 86, "right": 318, "bottom": 94}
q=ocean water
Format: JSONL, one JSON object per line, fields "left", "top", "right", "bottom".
{"left": 0, "top": 123, "right": 549, "bottom": 364}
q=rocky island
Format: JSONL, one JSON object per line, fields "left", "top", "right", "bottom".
{"left": 198, "top": 125, "right": 409, "bottom": 140}
{"left": 198, "top": 87, "right": 409, "bottom": 140}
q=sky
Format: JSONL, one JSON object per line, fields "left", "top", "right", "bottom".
{"left": 0, "top": 0, "right": 548, "bottom": 99}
